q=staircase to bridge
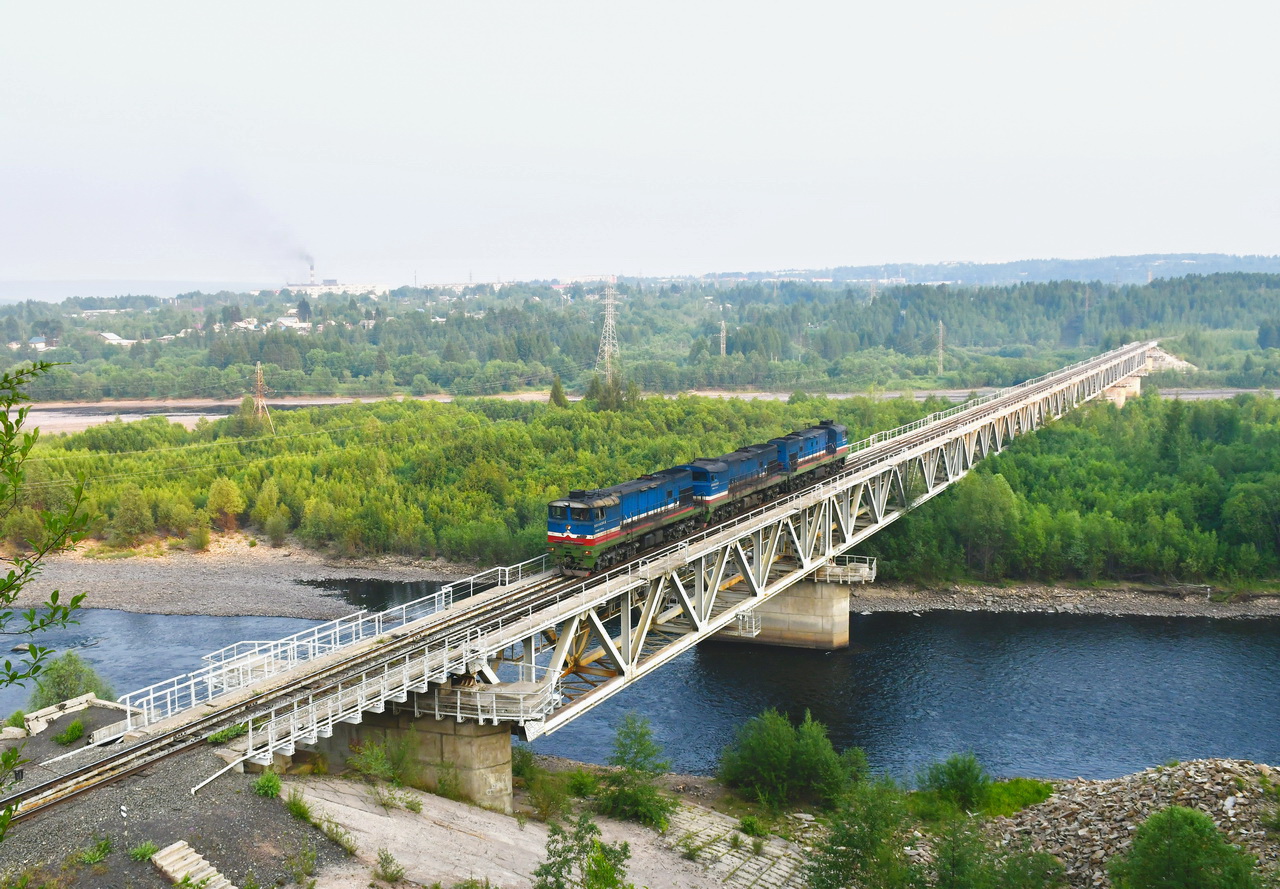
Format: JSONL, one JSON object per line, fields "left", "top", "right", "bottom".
{"left": 98, "top": 341, "right": 1158, "bottom": 812}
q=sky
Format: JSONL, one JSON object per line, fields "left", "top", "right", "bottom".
{"left": 2, "top": 1, "right": 1277, "bottom": 290}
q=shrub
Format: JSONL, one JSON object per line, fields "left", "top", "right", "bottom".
{"left": 373, "top": 847, "right": 406, "bottom": 884}
{"left": 347, "top": 739, "right": 395, "bottom": 782}
{"left": 6, "top": 710, "right": 25, "bottom": 729}
{"left": 737, "top": 815, "right": 767, "bottom": 837}
{"left": 567, "top": 769, "right": 600, "bottom": 798}
{"left": 533, "top": 814, "right": 633, "bottom": 889}
{"left": 511, "top": 743, "right": 536, "bottom": 782}
{"left": 28, "top": 651, "right": 115, "bottom": 710}
{"left": 719, "top": 708, "right": 859, "bottom": 810}
{"left": 265, "top": 513, "right": 289, "bottom": 547}
{"left": 1109, "top": 806, "right": 1262, "bottom": 889}
{"left": 128, "top": 841, "right": 160, "bottom": 862}
{"left": 54, "top": 718, "right": 85, "bottom": 746}
{"left": 918, "top": 752, "right": 991, "bottom": 812}
{"left": 253, "top": 771, "right": 282, "bottom": 798}
{"left": 529, "top": 772, "right": 571, "bottom": 823}
{"left": 348, "top": 735, "right": 418, "bottom": 786}
{"left": 284, "top": 842, "right": 317, "bottom": 884}
{"left": 595, "top": 714, "right": 675, "bottom": 830}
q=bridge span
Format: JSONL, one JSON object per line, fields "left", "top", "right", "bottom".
{"left": 11, "top": 341, "right": 1158, "bottom": 816}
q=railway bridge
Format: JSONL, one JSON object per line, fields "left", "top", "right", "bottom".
{"left": 10, "top": 341, "right": 1160, "bottom": 817}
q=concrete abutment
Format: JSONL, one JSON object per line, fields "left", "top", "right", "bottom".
{"left": 305, "top": 692, "right": 514, "bottom": 813}
{"left": 725, "top": 578, "right": 851, "bottom": 649}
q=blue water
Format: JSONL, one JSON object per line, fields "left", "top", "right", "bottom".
{"left": 0, "top": 610, "right": 320, "bottom": 717}
{"left": 532, "top": 612, "right": 1280, "bottom": 780}
{"left": 6, "top": 596, "right": 1277, "bottom": 782}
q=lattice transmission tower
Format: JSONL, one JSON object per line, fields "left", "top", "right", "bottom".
{"left": 254, "top": 361, "right": 276, "bottom": 434}
{"left": 595, "top": 283, "right": 620, "bottom": 376}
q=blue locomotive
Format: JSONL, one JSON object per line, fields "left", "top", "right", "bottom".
{"left": 548, "top": 420, "right": 850, "bottom": 573}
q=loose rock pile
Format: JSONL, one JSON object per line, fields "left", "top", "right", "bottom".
{"left": 990, "top": 759, "right": 1280, "bottom": 887}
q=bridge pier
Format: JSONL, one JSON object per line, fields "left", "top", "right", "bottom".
{"left": 1104, "top": 376, "right": 1142, "bottom": 408}
{"left": 306, "top": 693, "right": 514, "bottom": 813}
{"left": 727, "top": 578, "right": 851, "bottom": 649}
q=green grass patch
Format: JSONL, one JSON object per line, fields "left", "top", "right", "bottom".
{"left": 253, "top": 771, "right": 282, "bottom": 798}
{"left": 981, "top": 777, "right": 1054, "bottom": 817}
{"left": 5, "top": 709, "right": 24, "bottom": 729}
{"left": 78, "top": 837, "right": 112, "bottom": 864}
{"left": 128, "top": 841, "right": 160, "bottom": 862}
{"left": 285, "top": 789, "right": 312, "bottom": 821}
{"left": 54, "top": 718, "right": 85, "bottom": 746}
{"left": 207, "top": 722, "right": 248, "bottom": 744}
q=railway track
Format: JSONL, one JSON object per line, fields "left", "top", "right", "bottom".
{"left": 2, "top": 342, "right": 1152, "bottom": 824}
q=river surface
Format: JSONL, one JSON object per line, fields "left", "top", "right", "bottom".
{"left": 4, "top": 581, "right": 1277, "bottom": 780}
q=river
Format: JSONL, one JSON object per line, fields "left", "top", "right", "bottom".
{"left": 5, "top": 582, "right": 1277, "bottom": 781}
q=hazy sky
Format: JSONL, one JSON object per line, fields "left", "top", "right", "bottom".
{"left": 2, "top": 1, "right": 1277, "bottom": 287}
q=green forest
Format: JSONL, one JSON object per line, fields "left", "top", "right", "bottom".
{"left": 7, "top": 271, "right": 1280, "bottom": 403}
{"left": 15, "top": 384, "right": 1280, "bottom": 585}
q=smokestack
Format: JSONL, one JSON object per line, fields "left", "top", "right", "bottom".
{"left": 309, "top": 263, "right": 315, "bottom": 286}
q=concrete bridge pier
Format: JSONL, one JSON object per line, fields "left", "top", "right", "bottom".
{"left": 304, "top": 692, "right": 514, "bottom": 813}
{"left": 743, "top": 578, "right": 851, "bottom": 649}
{"left": 1104, "top": 376, "right": 1142, "bottom": 408}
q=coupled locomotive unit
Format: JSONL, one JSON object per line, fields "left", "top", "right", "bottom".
{"left": 548, "top": 420, "right": 850, "bottom": 573}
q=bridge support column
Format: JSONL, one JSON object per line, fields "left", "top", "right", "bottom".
{"left": 308, "top": 694, "right": 513, "bottom": 813}
{"left": 1104, "top": 376, "right": 1141, "bottom": 408}
{"left": 732, "top": 579, "right": 850, "bottom": 649}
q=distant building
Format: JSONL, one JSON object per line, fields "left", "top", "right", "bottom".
{"left": 98, "top": 332, "right": 136, "bottom": 346}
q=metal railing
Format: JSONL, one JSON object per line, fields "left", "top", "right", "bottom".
{"left": 121, "top": 555, "right": 553, "bottom": 730}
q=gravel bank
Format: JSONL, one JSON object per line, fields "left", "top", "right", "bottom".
{"left": 16, "top": 533, "right": 476, "bottom": 620}
{"left": 853, "top": 582, "right": 1280, "bottom": 619}
{"left": 15, "top": 534, "right": 1280, "bottom": 622}
{"left": 992, "top": 759, "right": 1280, "bottom": 887}
{"left": 1, "top": 747, "right": 348, "bottom": 889}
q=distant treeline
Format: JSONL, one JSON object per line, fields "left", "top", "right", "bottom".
{"left": 6, "top": 272, "right": 1280, "bottom": 402}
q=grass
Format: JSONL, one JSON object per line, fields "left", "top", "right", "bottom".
{"left": 981, "top": 777, "right": 1055, "bottom": 817}
{"left": 319, "top": 816, "right": 359, "bottom": 855}
{"left": 78, "top": 837, "right": 112, "bottom": 865}
{"left": 206, "top": 722, "right": 248, "bottom": 744}
{"left": 285, "top": 789, "right": 312, "bottom": 821}
{"left": 284, "top": 842, "right": 318, "bottom": 884}
{"left": 53, "top": 718, "right": 85, "bottom": 746}
{"left": 737, "top": 815, "right": 767, "bottom": 837}
{"left": 5, "top": 710, "right": 24, "bottom": 729}
{"left": 253, "top": 771, "right": 282, "bottom": 798}
{"left": 127, "top": 841, "right": 160, "bottom": 862}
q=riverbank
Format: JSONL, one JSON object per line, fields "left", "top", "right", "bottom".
{"left": 17, "top": 535, "right": 1280, "bottom": 621}
{"left": 855, "top": 581, "right": 1280, "bottom": 618}
{"left": 17, "top": 533, "right": 476, "bottom": 620}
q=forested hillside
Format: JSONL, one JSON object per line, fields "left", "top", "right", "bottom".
{"left": 7, "top": 272, "right": 1280, "bottom": 402}
{"left": 16, "top": 387, "right": 1280, "bottom": 584}
{"left": 868, "top": 393, "right": 1280, "bottom": 583}
{"left": 19, "top": 394, "right": 945, "bottom": 564}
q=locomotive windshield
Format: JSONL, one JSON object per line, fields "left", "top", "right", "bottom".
{"left": 549, "top": 505, "right": 568, "bottom": 520}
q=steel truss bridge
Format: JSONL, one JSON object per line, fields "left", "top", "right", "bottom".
{"left": 99, "top": 341, "right": 1157, "bottom": 783}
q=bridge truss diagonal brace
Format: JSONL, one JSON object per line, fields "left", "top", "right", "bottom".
{"left": 250, "top": 341, "right": 1152, "bottom": 746}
